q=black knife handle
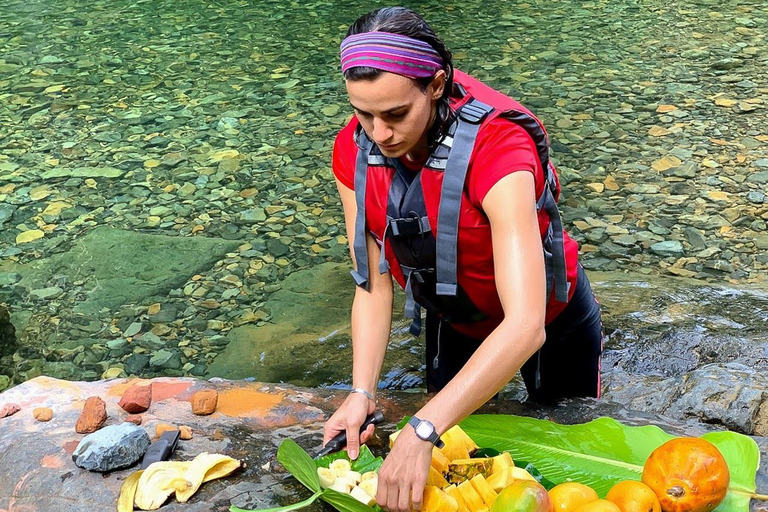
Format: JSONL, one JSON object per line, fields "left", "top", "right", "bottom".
{"left": 325, "top": 410, "right": 385, "bottom": 451}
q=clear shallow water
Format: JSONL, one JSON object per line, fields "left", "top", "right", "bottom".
{"left": 0, "top": 0, "right": 766, "bottom": 386}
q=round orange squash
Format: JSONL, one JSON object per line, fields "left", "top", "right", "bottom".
{"left": 572, "top": 499, "right": 622, "bottom": 512}
{"left": 641, "top": 437, "right": 729, "bottom": 512}
{"left": 549, "top": 482, "right": 599, "bottom": 512}
{"left": 605, "top": 480, "right": 661, "bottom": 512}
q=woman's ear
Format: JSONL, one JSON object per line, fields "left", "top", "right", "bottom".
{"left": 431, "top": 70, "right": 447, "bottom": 99}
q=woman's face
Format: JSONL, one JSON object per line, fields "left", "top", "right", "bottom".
{"left": 346, "top": 71, "right": 445, "bottom": 160}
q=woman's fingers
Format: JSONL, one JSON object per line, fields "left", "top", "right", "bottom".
{"left": 345, "top": 417, "right": 363, "bottom": 460}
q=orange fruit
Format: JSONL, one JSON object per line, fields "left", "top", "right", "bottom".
{"left": 642, "top": 438, "right": 729, "bottom": 512}
{"left": 549, "top": 482, "right": 599, "bottom": 512}
{"left": 572, "top": 499, "right": 622, "bottom": 512}
{"left": 605, "top": 480, "right": 661, "bottom": 512}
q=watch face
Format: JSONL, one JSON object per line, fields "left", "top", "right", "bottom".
{"left": 415, "top": 421, "right": 433, "bottom": 439}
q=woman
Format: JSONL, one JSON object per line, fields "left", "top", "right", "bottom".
{"left": 323, "top": 7, "right": 603, "bottom": 512}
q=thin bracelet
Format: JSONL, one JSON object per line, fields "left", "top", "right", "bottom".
{"left": 350, "top": 387, "right": 376, "bottom": 401}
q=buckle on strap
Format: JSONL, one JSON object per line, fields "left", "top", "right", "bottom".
{"left": 389, "top": 216, "right": 431, "bottom": 237}
{"left": 458, "top": 99, "right": 493, "bottom": 124}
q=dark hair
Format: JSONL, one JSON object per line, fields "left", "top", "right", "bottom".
{"left": 344, "top": 7, "right": 455, "bottom": 148}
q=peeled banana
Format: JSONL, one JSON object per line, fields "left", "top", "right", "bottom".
{"left": 117, "top": 453, "right": 242, "bottom": 511}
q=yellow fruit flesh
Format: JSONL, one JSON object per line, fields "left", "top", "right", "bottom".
{"left": 470, "top": 474, "right": 499, "bottom": 509}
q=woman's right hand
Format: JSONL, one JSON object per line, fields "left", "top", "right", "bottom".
{"left": 323, "top": 391, "right": 377, "bottom": 460}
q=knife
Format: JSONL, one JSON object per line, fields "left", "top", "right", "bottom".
{"left": 140, "top": 429, "right": 181, "bottom": 469}
{"left": 313, "top": 410, "right": 386, "bottom": 459}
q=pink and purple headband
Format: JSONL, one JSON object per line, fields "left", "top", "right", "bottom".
{"left": 340, "top": 31, "right": 443, "bottom": 79}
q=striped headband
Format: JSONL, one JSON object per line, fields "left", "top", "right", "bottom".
{"left": 340, "top": 31, "right": 443, "bottom": 79}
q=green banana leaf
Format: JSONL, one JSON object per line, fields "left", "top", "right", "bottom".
{"left": 232, "top": 415, "right": 762, "bottom": 512}
{"left": 460, "top": 415, "right": 760, "bottom": 512}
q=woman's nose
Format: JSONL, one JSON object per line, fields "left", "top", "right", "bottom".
{"left": 371, "top": 117, "right": 393, "bottom": 143}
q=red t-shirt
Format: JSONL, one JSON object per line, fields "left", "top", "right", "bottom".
{"left": 332, "top": 73, "right": 579, "bottom": 335}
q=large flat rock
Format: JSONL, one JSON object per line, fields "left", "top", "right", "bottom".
{"left": 1, "top": 377, "right": 767, "bottom": 512}
{"left": 16, "top": 227, "right": 240, "bottom": 314}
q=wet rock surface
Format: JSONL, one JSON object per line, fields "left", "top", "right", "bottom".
{"left": 0, "top": 376, "right": 767, "bottom": 512}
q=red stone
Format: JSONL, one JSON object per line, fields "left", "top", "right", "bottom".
{"left": 125, "top": 414, "right": 142, "bottom": 425}
{"left": 118, "top": 383, "right": 152, "bottom": 413}
{"left": 75, "top": 396, "right": 107, "bottom": 433}
{"left": 191, "top": 389, "right": 218, "bottom": 415}
{"left": 0, "top": 403, "right": 20, "bottom": 418}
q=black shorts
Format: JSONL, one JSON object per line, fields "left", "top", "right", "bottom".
{"left": 424, "top": 264, "right": 604, "bottom": 402}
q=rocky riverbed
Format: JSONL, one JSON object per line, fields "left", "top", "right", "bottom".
{"left": 0, "top": 0, "right": 767, "bottom": 443}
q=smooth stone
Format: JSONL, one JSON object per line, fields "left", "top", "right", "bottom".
{"left": 75, "top": 396, "right": 107, "bottom": 434}
{"left": 123, "top": 322, "right": 142, "bottom": 337}
{"left": 33, "top": 407, "right": 53, "bottom": 421}
{"left": 650, "top": 240, "right": 684, "bottom": 258}
{"left": 72, "top": 423, "right": 150, "bottom": 472}
{"left": 30, "top": 287, "right": 64, "bottom": 300}
{"left": 0, "top": 273, "right": 21, "bottom": 286}
{"left": 191, "top": 389, "right": 218, "bottom": 415}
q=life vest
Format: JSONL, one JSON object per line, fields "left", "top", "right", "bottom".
{"left": 349, "top": 70, "right": 573, "bottom": 338}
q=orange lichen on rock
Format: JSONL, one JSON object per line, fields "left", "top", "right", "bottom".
{"left": 75, "top": 397, "right": 107, "bottom": 433}
{"left": 151, "top": 381, "right": 193, "bottom": 402}
{"left": 216, "top": 388, "right": 284, "bottom": 418}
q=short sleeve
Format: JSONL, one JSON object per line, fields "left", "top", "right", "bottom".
{"left": 332, "top": 119, "right": 359, "bottom": 191}
{"left": 465, "top": 117, "right": 543, "bottom": 208}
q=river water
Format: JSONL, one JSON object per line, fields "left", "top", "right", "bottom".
{"left": 0, "top": 0, "right": 766, "bottom": 394}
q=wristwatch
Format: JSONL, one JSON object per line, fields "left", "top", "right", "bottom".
{"left": 407, "top": 416, "right": 445, "bottom": 448}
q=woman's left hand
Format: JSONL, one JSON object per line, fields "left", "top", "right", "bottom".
{"left": 376, "top": 427, "right": 433, "bottom": 511}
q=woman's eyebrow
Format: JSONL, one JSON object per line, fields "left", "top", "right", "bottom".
{"left": 349, "top": 102, "right": 408, "bottom": 115}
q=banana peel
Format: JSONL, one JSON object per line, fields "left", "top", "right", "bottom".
{"left": 117, "top": 453, "right": 242, "bottom": 511}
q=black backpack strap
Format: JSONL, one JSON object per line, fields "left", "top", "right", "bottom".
{"left": 537, "top": 164, "right": 569, "bottom": 303}
{"left": 350, "top": 134, "right": 374, "bottom": 289}
{"left": 435, "top": 98, "right": 493, "bottom": 296}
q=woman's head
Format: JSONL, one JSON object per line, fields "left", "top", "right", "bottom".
{"left": 341, "top": 7, "right": 454, "bottom": 159}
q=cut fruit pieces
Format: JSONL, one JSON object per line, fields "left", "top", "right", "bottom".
{"left": 457, "top": 480, "right": 489, "bottom": 512}
{"left": 490, "top": 452, "right": 514, "bottom": 475}
{"left": 329, "top": 459, "right": 351, "bottom": 477}
{"left": 470, "top": 474, "right": 498, "bottom": 509}
{"left": 359, "top": 478, "right": 378, "bottom": 498}
{"left": 431, "top": 447, "right": 451, "bottom": 474}
{"left": 317, "top": 467, "right": 336, "bottom": 489}
{"left": 439, "top": 425, "right": 479, "bottom": 461}
{"left": 509, "top": 466, "right": 537, "bottom": 482}
{"left": 427, "top": 465, "right": 450, "bottom": 488}
{"left": 349, "top": 485, "right": 376, "bottom": 506}
{"left": 447, "top": 458, "right": 494, "bottom": 484}
{"left": 422, "top": 485, "right": 459, "bottom": 512}
{"left": 444, "top": 484, "right": 471, "bottom": 512}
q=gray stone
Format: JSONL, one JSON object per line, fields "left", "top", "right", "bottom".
{"left": 29, "top": 287, "right": 64, "bottom": 300}
{"left": 266, "top": 239, "right": 289, "bottom": 257}
{"left": 72, "top": 423, "right": 150, "bottom": 472}
{"left": 650, "top": 240, "right": 684, "bottom": 257}
{"left": 683, "top": 227, "right": 707, "bottom": 250}
{"left": 239, "top": 208, "right": 267, "bottom": 224}
{"left": 149, "top": 349, "right": 182, "bottom": 369}
{"left": 748, "top": 191, "right": 766, "bottom": 204}
{"left": 668, "top": 162, "right": 697, "bottom": 179}
{"left": 124, "top": 353, "right": 150, "bottom": 374}
{"left": 148, "top": 305, "right": 177, "bottom": 324}
{"left": 40, "top": 167, "right": 125, "bottom": 179}
{"left": 748, "top": 171, "right": 768, "bottom": 183}
{"left": 16, "top": 227, "right": 240, "bottom": 315}
{"left": 123, "top": 322, "right": 143, "bottom": 337}
{"left": 0, "top": 204, "right": 17, "bottom": 224}
{"left": 0, "top": 272, "right": 20, "bottom": 286}
{"left": 754, "top": 159, "right": 768, "bottom": 169}
{"left": 178, "top": 182, "right": 197, "bottom": 196}
{"left": 668, "top": 363, "right": 767, "bottom": 434}
{"left": 135, "top": 332, "right": 164, "bottom": 350}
